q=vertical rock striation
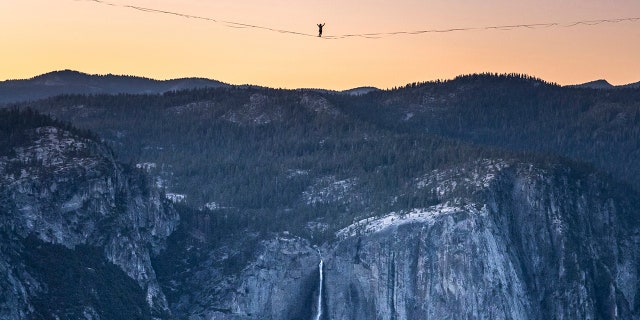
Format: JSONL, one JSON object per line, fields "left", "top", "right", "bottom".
{"left": 166, "top": 160, "right": 640, "bottom": 319}
{"left": 0, "top": 125, "right": 179, "bottom": 318}
{"left": 2, "top": 114, "right": 639, "bottom": 319}
{"left": 322, "top": 161, "right": 640, "bottom": 319}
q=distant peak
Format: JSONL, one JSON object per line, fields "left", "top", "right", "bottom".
{"left": 570, "top": 79, "right": 614, "bottom": 89}
{"left": 621, "top": 81, "right": 640, "bottom": 89}
{"left": 29, "top": 70, "right": 95, "bottom": 85}
{"left": 341, "top": 87, "right": 380, "bottom": 96}
{"left": 0, "top": 70, "right": 228, "bottom": 104}
{"left": 34, "top": 69, "right": 85, "bottom": 78}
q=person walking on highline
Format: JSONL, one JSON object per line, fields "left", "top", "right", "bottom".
{"left": 317, "top": 23, "right": 325, "bottom": 37}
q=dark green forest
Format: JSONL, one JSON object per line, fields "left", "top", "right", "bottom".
{"left": 339, "top": 73, "right": 640, "bottom": 188}
{"left": 6, "top": 73, "right": 640, "bottom": 241}
{"left": 22, "top": 236, "right": 152, "bottom": 320}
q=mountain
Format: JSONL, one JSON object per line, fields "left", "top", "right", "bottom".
{"left": 17, "top": 73, "right": 640, "bottom": 206}
{"left": 0, "top": 109, "right": 178, "bottom": 319}
{"left": 335, "top": 74, "right": 640, "bottom": 192}
{"left": 341, "top": 86, "right": 380, "bottom": 96}
{"left": 622, "top": 81, "right": 640, "bottom": 89}
{"left": 570, "top": 79, "right": 615, "bottom": 89}
{"left": 155, "top": 159, "right": 640, "bottom": 319}
{"left": 0, "top": 70, "right": 228, "bottom": 105}
{"left": 3, "top": 73, "right": 640, "bottom": 319}
{"left": 570, "top": 79, "right": 640, "bottom": 89}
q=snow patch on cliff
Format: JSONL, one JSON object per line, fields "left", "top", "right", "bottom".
{"left": 12, "top": 127, "right": 94, "bottom": 171}
{"left": 304, "top": 176, "right": 358, "bottom": 205}
{"left": 337, "top": 203, "right": 484, "bottom": 238}
{"left": 165, "top": 193, "right": 186, "bottom": 203}
{"left": 416, "top": 159, "right": 509, "bottom": 198}
{"left": 136, "top": 162, "right": 156, "bottom": 172}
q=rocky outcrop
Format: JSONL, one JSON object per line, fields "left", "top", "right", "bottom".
{"left": 168, "top": 160, "right": 640, "bottom": 319}
{"left": 323, "top": 161, "right": 640, "bottom": 319}
{"left": 3, "top": 112, "right": 639, "bottom": 319}
{"left": 164, "top": 235, "right": 320, "bottom": 320}
{"left": 0, "top": 125, "right": 179, "bottom": 318}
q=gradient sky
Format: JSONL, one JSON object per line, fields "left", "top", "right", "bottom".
{"left": 1, "top": 0, "right": 639, "bottom": 89}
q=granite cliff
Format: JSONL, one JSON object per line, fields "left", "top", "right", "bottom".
{"left": 0, "top": 110, "right": 179, "bottom": 319}
{"left": 3, "top": 73, "right": 640, "bottom": 319}
{"left": 156, "top": 160, "right": 640, "bottom": 319}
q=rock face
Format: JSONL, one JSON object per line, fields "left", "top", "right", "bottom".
{"left": 327, "top": 162, "right": 639, "bottom": 319}
{"left": 0, "top": 124, "right": 179, "bottom": 318}
{"left": 162, "top": 160, "right": 640, "bottom": 319}
{"left": 3, "top": 110, "right": 640, "bottom": 319}
{"left": 181, "top": 237, "right": 320, "bottom": 320}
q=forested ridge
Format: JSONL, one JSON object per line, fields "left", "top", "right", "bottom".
{"left": 4, "top": 74, "right": 640, "bottom": 319}
{"left": 338, "top": 73, "right": 640, "bottom": 187}
{"left": 7, "top": 73, "right": 640, "bottom": 240}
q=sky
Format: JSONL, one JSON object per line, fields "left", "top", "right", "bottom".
{"left": 1, "top": 0, "right": 639, "bottom": 90}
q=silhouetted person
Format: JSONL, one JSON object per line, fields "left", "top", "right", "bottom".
{"left": 317, "top": 23, "right": 325, "bottom": 37}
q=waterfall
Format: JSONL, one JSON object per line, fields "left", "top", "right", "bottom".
{"left": 314, "top": 258, "right": 323, "bottom": 320}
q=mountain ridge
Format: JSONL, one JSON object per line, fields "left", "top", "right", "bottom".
{"left": 13, "top": 72, "right": 640, "bottom": 207}
{"left": 0, "top": 70, "right": 229, "bottom": 105}
{"left": 0, "top": 109, "right": 179, "bottom": 318}
{"left": 570, "top": 78, "right": 640, "bottom": 89}
{"left": 4, "top": 70, "right": 640, "bottom": 106}
{"left": 1, "top": 70, "right": 389, "bottom": 105}
{"left": 3, "top": 72, "right": 640, "bottom": 319}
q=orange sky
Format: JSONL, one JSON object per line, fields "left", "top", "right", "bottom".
{"left": 1, "top": 0, "right": 639, "bottom": 90}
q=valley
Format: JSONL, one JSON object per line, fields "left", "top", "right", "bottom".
{"left": 1, "top": 72, "right": 640, "bottom": 319}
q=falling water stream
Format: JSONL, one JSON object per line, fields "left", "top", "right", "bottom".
{"left": 314, "top": 258, "right": 323, "bottom": 320}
